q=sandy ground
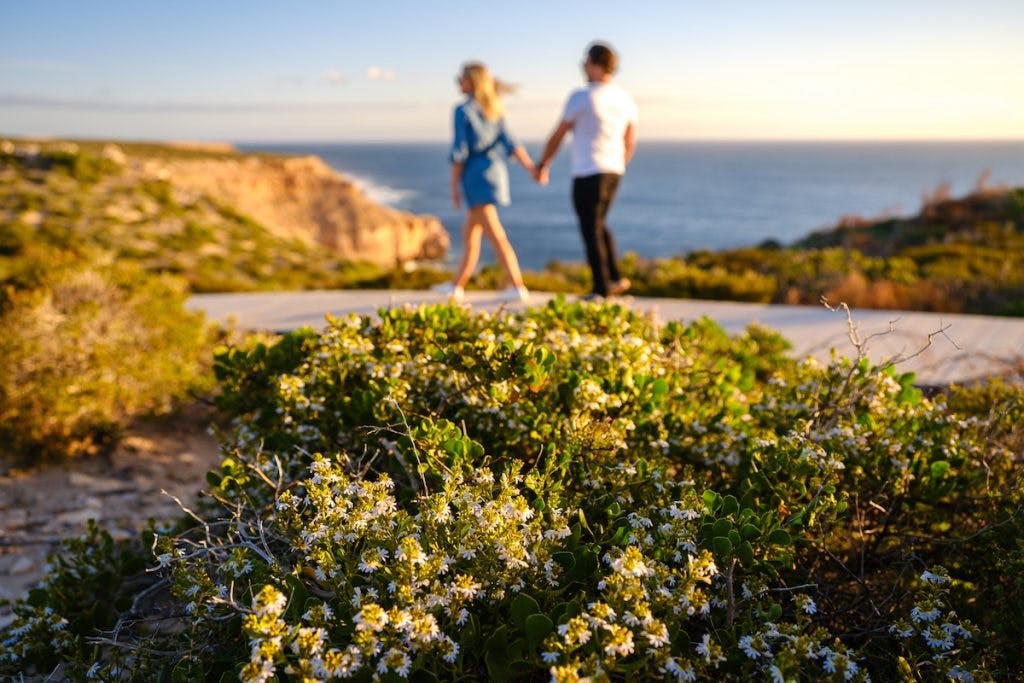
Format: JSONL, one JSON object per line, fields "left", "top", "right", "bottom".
{"left": 0, "top": 404, "right": 221, "bottom": 617}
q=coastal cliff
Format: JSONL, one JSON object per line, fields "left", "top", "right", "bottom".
{"left": 141, "top": 149, "right": 449, "bottom": 267}
{"left": 1, "top": 138, "right": 452, "bottom": 292}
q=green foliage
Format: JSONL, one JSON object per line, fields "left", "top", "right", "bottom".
{"left": 1, "top": 521, "right": 150, "bottom": 677}
{"left": 0, "top": 142, "right": 447, "bottom": 295}
{"left": 0, "top": 255, "right": 213, "bottom": 459}
{"left": 511, "top": 187, "right": 1024, "bottom": 316}
{"left": 4, "top": 300, "right": 1021, "bottom": 680}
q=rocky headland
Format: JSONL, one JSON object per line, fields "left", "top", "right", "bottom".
{"left": 144, "top": 151, "right": 449, "bottom": 266}
{"left": 2, "top": 138, "right": 449, "bottom": 269}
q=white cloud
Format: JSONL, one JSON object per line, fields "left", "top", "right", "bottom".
{"left": 325, "top": 69, "right": 346, "bottom": 85}
{"left": 366, "top": 66, "right": 396, "bottom": 81}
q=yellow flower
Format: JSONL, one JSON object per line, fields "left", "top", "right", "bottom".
{"left": 550, "top": 662, "right": 582, "bottom": 683}
{"left": 354, "top": 603, "right": 389, "bottom": 632}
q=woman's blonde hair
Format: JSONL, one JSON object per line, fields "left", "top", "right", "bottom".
{"left": 461, "top": 62, "right": 515, "bottom": 120}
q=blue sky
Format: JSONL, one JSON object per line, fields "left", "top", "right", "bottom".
{"left": 2, "top": 0, "right": 1022, "bottom": 141}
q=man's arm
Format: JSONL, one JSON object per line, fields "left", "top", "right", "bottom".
{"left": 535, "top": 120, "right": 574, "bottom": 185}
{"left": 623, "top": 121, "right": 637, "bottom": 166}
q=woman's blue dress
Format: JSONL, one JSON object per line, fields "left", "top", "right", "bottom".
{"left": 449, "top": 98, "right": 519, "bottom": 207}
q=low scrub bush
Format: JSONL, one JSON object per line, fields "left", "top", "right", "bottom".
{"left": 0, "top": 255, "right": 213, "bottom": 459}
{"left": 3, "top": 300, "right": 1021, "bottom": 680}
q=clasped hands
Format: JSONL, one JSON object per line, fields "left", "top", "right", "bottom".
{"left": 530, "top": 164, "right": 550, "bottom": 186}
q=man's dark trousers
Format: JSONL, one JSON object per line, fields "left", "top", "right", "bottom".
{"left": 573, "top": 173, "right": 622, "bottom": 297}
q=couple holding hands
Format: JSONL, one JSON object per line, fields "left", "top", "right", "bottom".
{"left": 436, "top": 42, "right": 638, "bottom": 303}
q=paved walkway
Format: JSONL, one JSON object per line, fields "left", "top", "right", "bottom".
{"left": 187, "top": 290, "right": 1024, "bottom": 386}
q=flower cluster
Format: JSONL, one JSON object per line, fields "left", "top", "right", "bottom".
{"left": 888, "top": 567, "right": 983, "bottom": 682}
{"left": 235, "top": 455, "right": 576, "bottom": 680}
{"left": 0, "top": 606, "right": 73, "bottom": 670}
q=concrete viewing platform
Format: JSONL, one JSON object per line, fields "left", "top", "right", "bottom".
{"left": 187, "top": 290, "right": 1024, "bottom": 387}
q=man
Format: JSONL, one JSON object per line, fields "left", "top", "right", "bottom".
{"left": 536, "top": 41, "right": 638, "bottom": 298}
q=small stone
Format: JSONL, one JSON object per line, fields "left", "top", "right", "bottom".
{"left": 46, "top": 509, "right": 100, "bottom": 529}
{"left": 8, "top": 555, "right": 36, "bottom": 575}
{"left": 69, "top": 471, "right": 133, "bottom": 494}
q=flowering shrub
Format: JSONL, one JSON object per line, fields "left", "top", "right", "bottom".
{"left": 2, "top": 299, "right": 1022, "bottom": 680}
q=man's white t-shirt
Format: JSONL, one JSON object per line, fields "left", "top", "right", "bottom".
{"left": 561, "top": 81, "right": 638, "bottom": 177}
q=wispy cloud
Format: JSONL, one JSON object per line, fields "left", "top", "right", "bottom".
{"left": 324, "top": 68, "right": 346, "bottom": 86}
{"left": 366, "top": 66, "right": 396, "bottom": 81}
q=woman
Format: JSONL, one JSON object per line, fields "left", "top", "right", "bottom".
{"left": 434, "top": 62, "right": 536, "bottom": 303}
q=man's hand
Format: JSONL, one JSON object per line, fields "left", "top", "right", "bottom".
{"left": 534, "top": 166, "right": 550, "bottom": 186}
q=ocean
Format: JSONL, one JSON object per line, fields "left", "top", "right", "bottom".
{"left": 241, "top": 141, "right": 1024, "bottom": 270}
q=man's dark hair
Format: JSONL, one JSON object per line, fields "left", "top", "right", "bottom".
{"left": 587, "top": 42, "right": 617, "bottom": 75}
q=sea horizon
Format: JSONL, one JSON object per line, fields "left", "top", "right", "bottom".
{"left": 241, "top": 139, "right": 1024, "bottom": 270}
{"left": 236, "top": 136, "right": 1024, "bottom": 147}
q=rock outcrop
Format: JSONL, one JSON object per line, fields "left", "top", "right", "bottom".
{"left": 143, "top": 152, "right": 449, "bottom": 267}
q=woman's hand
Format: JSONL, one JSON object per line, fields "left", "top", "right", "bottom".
{"left": 513, "top": 147, "right": 544, "bottom": 185}
{"left": 534, "top": 165, "right": 550, "bottom": 186}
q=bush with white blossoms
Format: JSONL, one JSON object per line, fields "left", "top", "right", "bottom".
{"left": 2, "top": 299, "right": 1022, "bottom": 680}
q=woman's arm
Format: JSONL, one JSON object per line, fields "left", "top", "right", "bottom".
{"left": 450, "top": 162, "right": 463, "bottom": 209}
{"left": 449, "top": 106, "right": 469, "bottom": 210}
{"left": 511, "top": 146, "right": 537, "bottom": 177}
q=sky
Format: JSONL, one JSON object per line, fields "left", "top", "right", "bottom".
{"left": 1, "top": 0, "right": 1022, "bottom": 142}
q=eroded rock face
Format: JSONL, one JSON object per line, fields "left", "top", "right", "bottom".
{"left": 146, "top": 153, "right": 449, "bottom": 266}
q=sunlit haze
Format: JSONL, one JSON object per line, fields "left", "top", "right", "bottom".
{"left": 2, "top": 0, "right": 1022, "bottom": 142}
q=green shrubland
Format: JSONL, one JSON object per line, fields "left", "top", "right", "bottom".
{"left": 0, "top": 145, "right": 221, "bottom": 459}
{"left": 0, "top": 255, "right": 212, "bottom": 458}
{"left": 473, "top": 187, "right": 1024, "bottom": 316}
{"left": 0, "top": 141, "right": 447, "bottom": 460}
{"left": 0, "top": 143, "right": 443, "bottom": 295}
{"left": 3, "top": 300, "right": 1021, "bottom": 680}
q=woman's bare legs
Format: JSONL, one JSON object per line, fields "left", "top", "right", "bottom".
{"left": 449, "top": 204, "right": 526, "bottom": 291}
{"left": 477, "top": 204, "right": 526, "bottom": 288}
{"left": 452, "top": 210, "right": 484, "bottom": 288}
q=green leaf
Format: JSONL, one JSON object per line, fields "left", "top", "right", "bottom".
{"left": 930, "top": 460, "right": 950, "bottom": 480}
{"left": 721, "top": 494, "right": 739, "bottom": 516}
{"left": 740, "top": 523, "right": 761, "bottom": 541}
{"left": 511, "top": 593, "right": 540, "bottom": 630}
{"left": 712, "top": 536, "right": 733, "bottom": 555}
{"left": 712, "top": 519, "right": 732, "bottom": 538}
{"left": 702, "top": 490, "right": 720, "bottom": 512}
{"left": 285, "top": 574, "right": 308, "bottom": 620}
{"left": 566, "top": 549, "right": 599, "bottom": 583}
{"left": 485, "top": 624, "right": 509, "bottom": 661}
{"left": 553, "top": 551, "right": 575, "bottom": 570}
{"left": 485, "top": 651, "right": 512, "bottom": 683}
{"left": 728, "top": 529, "right": 742, "bottom": 548}
{"left": 738, "top": 540, "right": 755, "bottom": 565}
{"left": 768, "top": 529, "right": 792, "bottom": 546}
{"left": 651, "top": 378, "right": 669, "bottom": 395}
{"left": 525, "top": 613, "right": 554, "bottom": 651}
